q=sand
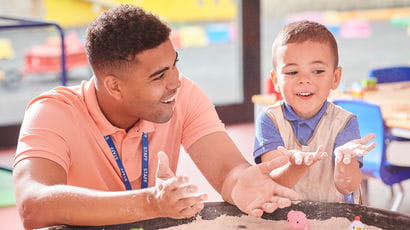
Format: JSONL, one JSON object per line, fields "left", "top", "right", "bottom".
{"left": 162, "top": 214, "right": 382, "bottom": 230}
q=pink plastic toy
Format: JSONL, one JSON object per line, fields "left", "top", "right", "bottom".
{"left": 287, "top": 210, "right": 310, "bottom": 230}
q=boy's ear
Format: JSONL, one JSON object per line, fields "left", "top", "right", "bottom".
{"left": 103, "top": 75, "right": 123, "bottom": 100}
{"left": 331, "top": 67, "right": 342, "bottom": 90}
{"left": 270, "top": 70, "right": 280, "bottom": 92}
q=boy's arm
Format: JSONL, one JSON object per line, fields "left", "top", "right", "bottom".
{"left": 334, "top": 158, "right": 362, "bottom": 194}
{"left": 262, "top": 150, "right": 308, "bottom": 188}
{"left": 333, "top": 134, "right": 376, "bottom": 194}
{"left": 263, "top": 146, "right": 327, "bottom": 188}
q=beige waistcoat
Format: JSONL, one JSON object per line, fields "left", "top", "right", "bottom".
{"left": 265, "top": 101, "right": 361, "bottom": 203}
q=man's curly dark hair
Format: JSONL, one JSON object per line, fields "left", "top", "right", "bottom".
{"left": 86, "top": 4, "right": 171, "bottom": 77}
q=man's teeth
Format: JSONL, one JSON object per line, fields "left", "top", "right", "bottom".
{"left": 162, "top": 95, "right": 176, "bottom": 103}
{"left": 297, "top": 92, "right": 312, "bottom": 96}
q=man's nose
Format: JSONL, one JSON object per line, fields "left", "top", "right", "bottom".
{"left": 167, "top": 68, "right": 181, "bottom": 90}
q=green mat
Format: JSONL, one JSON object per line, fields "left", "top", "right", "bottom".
{"left": 0, "top": 169, "right": 16, "bottom": 207}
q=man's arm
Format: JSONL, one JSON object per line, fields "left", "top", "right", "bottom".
{"left": 13, "top": 157, "right": 205, "bottom": 229}
{"left": 186, "top": 131, "right": 246, "bottom": 202}
{"left": 187, "top": 131, "right": 298, "bottom": 217}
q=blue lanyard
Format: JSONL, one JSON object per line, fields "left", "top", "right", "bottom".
{"left": 141, "top": 132, "right": 149, "bottom": 189}
{"left": 104, "top": 133, "right": 149, "bottom": 190}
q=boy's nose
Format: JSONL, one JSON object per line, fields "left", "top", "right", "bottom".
{"left": 298, "top": 75, "right": 311, "bottom": 84}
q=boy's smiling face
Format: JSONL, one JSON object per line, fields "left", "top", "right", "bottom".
{"left": 273, "top": 40, "right": 341, "bottom": 119}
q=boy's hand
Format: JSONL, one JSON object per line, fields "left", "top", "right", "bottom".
{"left": 277, "top": 145, "right": 328, "bottom": 166}
{"left": 152, "top": 151, "right": 207, "bottom": 219}
{"left": 334, "top": 134, "right": 376, "bottom": 165}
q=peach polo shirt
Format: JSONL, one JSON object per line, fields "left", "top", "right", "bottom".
{"left": 14, "top": 76, "right": 225, "bottom": 191}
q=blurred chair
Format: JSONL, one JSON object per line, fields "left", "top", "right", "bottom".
{"left": 369, "top": 66, "right": 410, "bottom": 143}
{"left": 333, "top": 99, "right": 410, "bottom": 211}
{"left": 369, "top": 66, "right": 410, "bottom": 83}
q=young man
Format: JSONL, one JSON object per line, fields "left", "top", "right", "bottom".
{"left": 13, "top": 5, "right": 298, "bottom": 229}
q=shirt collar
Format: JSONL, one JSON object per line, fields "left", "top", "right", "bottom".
{"left": 283, "top": 101, "right": 328, "bottom": 130}
{"left": 83, "top": 77, "right": 155, "bottom": 137}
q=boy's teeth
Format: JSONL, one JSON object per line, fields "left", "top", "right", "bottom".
{"left": 297, "top": 92, "right": 312, "bottom": 96}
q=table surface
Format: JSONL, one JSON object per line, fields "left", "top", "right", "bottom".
{"left": 252, "top": 81, "right": 410, "bottom": 130}
{"left": 47, "top": 201, "right": 410, "bottom": 230}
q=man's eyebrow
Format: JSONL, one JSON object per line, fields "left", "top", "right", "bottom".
{"left": 148, "top": 51, "right": 178, "bottom": 78}
{"left": 148, "top": 67, "right": 169, "bottom": 78}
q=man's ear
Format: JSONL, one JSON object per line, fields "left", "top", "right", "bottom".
{"left": 103, "top": 75, "right": 122, "bottom": 100}
{"left": 331, "top": 67, "right": 342, "bottom": 90}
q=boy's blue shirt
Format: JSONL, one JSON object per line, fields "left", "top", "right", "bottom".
{"left": 253, "top": 101, "right": 362, "bottom": 165}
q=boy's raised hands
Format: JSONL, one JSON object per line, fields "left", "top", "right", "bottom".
{"left": 277, "top": 145, "right": 328, "bottom": 166}
{"left": 334, "top": 134, "right": 376, "bottom": 165}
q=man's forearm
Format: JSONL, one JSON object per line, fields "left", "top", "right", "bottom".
{"left": 19, "top": 184, "right": 158, "bottom": 229}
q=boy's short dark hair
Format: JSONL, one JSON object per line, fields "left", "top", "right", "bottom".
{"left": 86, "top": 4, "right": 171, "bottom": 77}
{"left": 272, "top": 20, "right": 338, "bottom": 68}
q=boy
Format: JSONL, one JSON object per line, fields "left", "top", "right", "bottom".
{"left": 254, "top": 20, "right": 376, "bottom": 203}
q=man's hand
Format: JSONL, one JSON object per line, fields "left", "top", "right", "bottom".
{"left": 334, "top": 134, "right": 376, "bottom": 165}
{"left": 231, "top": 156, "right": 298, "bottom": 217}
{"left": 277, "top": 145, "right": 328, "bottom": 166}
{"left": 151, "top": 151, "right": 207, "bottom": 219}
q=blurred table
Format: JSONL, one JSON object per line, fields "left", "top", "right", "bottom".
{"left": 252, "top": 81, "right": 410, "bottom": 138}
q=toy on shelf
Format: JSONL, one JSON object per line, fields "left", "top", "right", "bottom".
{"left": 361, "top": 77, "right": 377, "bottom": 91}
{"left": 22, "top": 32, "right": 88, "bottom": 76}
{"left": 0, "top": 15, "right": 70, "bottom": 85}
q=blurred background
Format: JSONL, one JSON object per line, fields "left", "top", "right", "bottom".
{"left": 1, "top": 0, "right": 410, "bottom": 229}
{"left": 1, "top": 0, "right": 410, "bottom": 129}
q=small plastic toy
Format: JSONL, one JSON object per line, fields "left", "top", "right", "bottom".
{"left": 348, "top": 216, "right": 366, "bottom": 230}
{"left": 287, "top": 210, "right": 310, "bottom": 230}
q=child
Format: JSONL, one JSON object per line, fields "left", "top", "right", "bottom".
{"left": 253, "top": 20, "right": 376, "bottom": 203}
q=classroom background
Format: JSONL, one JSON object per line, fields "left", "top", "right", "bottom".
{"left": 1, "top": 0, "right": 410, "bottom": 229}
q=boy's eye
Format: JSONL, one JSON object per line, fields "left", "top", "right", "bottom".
{"left": 313, "top": 70, "right": 325, "bottom": 74}
{"left": 285, "top": 71, "right": 298, "bottom": 75}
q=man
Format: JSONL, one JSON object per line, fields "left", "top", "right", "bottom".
{"left": 13, "top": 5, "right": 298, "bottom": 229}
